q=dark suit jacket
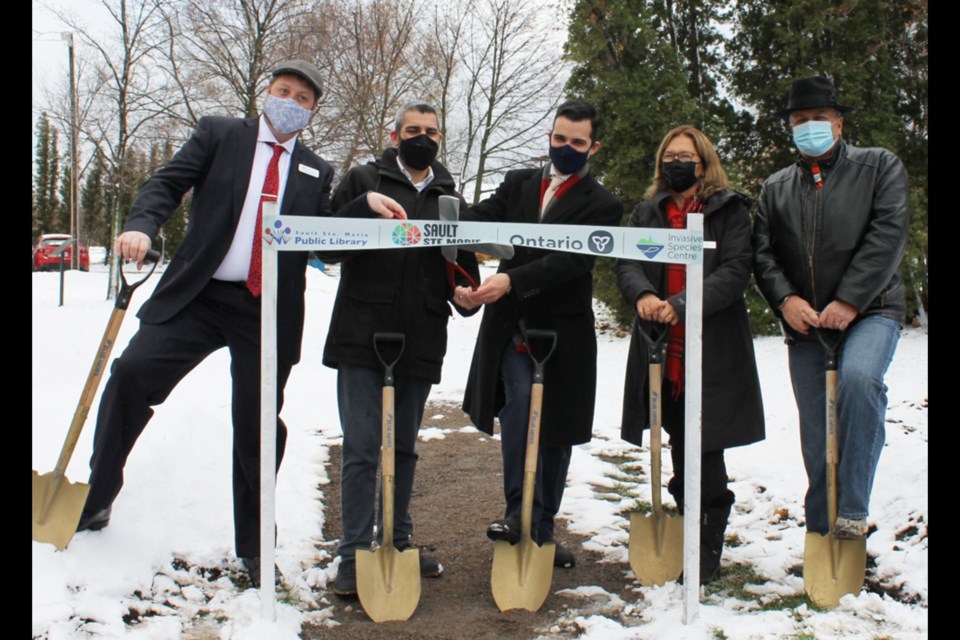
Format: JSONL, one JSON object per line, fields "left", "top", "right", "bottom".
{"left": 124, "top": 115, "right": 337, "bottom": 365}
{"left": 461, "top": 166, "right": 623, "bottom": 446}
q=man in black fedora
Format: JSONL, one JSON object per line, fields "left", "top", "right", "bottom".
{"left": 752, "top": 75, "right": 910, "bottom": 541}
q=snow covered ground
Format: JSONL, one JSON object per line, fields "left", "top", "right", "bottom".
{"left": 32, "top": 261, "right": 928, "bottom": 639}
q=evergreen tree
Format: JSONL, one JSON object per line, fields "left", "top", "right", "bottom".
{"left": 33, "top": 113, "right": 61, "bottom": 240}
{"left": 153, "top": 140, "right": 189, "bottom": 259}
{"left": 563, "top": 0, "right": 716, "bottom": 327}
{"left": 726, "top": 0, "right": 928, "bottom": 324}
{"left": 81, "top": 153, "right": 109, "bottom": 252}
{"left": 56, "top": 164, "right": 72, "bottom": 238}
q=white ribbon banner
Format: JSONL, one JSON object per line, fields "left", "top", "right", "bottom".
{"left": 258, "top": 208, "right": 708, "bottom": 624}
{"left": 261, "top": 215, "right": 705, "bottom": 264}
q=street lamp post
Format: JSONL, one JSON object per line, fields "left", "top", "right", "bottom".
{"left": 62, "top": 32, "right": 79, "bottom": 271}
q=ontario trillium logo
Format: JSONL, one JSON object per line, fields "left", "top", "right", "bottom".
{"left": 264, "top": 219, "right": 292, "bottom": 244}
{"left": 392, "top": 222, "right": 423, "bottom": 246}
{"left": 588, "top": 230, "right": 614, "bottom": 254}
{"left": 636, "top": 236, "right": 664, "bottom": 259}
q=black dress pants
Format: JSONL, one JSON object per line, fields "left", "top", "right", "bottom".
{"left": 661, "top": 390, "right": 734, "bottom": 511}
{"left": 85, "top": 279, "right": 292, "bottom": 557}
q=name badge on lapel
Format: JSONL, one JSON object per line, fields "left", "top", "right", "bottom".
{"left": 298, "top": 163, "right": 319, "bottom": 178}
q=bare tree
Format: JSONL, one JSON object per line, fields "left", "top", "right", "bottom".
{"left": 300, "top": 0, "right": 422, "bottom": 172}
{"left": 160, "top": 0, "right": 313, "bottom": 125}
{"left": 47, "top": 0, "right": 174, "bottom": 298}
{"left": 454, "top": 0, "right": 567, "bottom": 203}
{"left": 412, "top": 1, "right": 473, "bottom": 168}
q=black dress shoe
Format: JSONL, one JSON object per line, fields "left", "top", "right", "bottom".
{"left": 240, "top": 556, "right": 284, "bottom": 588}
{"left": 333, "top": 558, "right": 357, "bottom": 596}
{"left": 552, "top": 543, "right": 576, "bottom": 568}
{"left": 395, "top": 542, "right": 444, "bottom": 577}
{"left": 486, "top": 516, "right": 522, "bottom": 544}
{"left": 76, "top": 506, "right": 111, "bottom": 532}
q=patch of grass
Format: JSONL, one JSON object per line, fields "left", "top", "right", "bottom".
{"left": 703, "top": 563, "right": 768, "bottom": 600}
{"left": 620, "top": 500, "right": 652, "bottom": 517}
{"left": 602, "top": 466, "right": 643, "bottom": 483}
{"left": 597, "top": 452, "right": 642, "bottom": 467}
{"left": 607, "top": 480, "right": 642, "bottom": 500}
{"left": 710, "top": 626, "right": 728, "bottom": 639}
{"left": 758, "top": 593, "right": 816, "bottom": 612}
{"left": 277, "top": 584, "right": 301, "bottom": 605}
{"left": 724, "top": 532, "right": 744, "bottom": 547}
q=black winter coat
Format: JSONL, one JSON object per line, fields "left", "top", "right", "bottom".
{"left": 616, "top": 189, "right": 765, "bottom": 452}
{"left": 461, "top": 166, "right": 623, "bottom": 447}
{"left": 321, "top": 148, "right": 480, "bottom": 383}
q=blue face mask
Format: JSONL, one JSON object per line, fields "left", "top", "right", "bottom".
{"left": 549, "top": 143, "right": 590, "bottom": 175}
{"left": 263, "top": 94, "right": 312, "bottom": 134}
{"left": 792, "top": 120, "right": 837, "bottom": 157}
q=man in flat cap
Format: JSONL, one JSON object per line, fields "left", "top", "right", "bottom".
{"left": 74, "top": 60, "right": 405, "bottom": 586}
{"left": 752, "top": 75, "right": 910, "bottom": 542}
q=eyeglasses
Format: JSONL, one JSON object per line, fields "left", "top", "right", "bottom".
{"left": 662, "top": 152, "right": 699, "bottom": 163}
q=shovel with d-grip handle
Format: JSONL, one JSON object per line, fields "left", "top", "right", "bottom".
{"left": 356, "top": 332, "right": 421, "bottom": 622}
{"left": 491, "top": 328, "right": 558, "bottom": 612}
{"left": 803, "top": 328, "right": 867, "bottom": 608}
{"left": 33, "top": 249, "right": 163, "bottom": 550}
{"left": 628, "top": 320, "right": 684, "bottom": 585}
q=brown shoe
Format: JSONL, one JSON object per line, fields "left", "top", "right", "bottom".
{"left": 833, "top": 517, "right": 868, "bottom": 540}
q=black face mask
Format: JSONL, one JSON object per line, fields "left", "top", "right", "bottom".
{"left": 661, "top": 160, "right": 700, "bottom": 192}
{"left": 398, "top": 134, "right": 439, "bottom": 171}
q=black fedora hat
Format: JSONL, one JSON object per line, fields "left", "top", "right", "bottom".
{"left": 776, "top": 76, "right": 854, "bottom": 118}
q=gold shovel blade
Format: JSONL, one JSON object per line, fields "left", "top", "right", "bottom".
{"left": 490, "top": 537, "right": 555, "bottom": 612}
{"left": 628, "top": 511, "right": 684, "bottom": 586}
{"left": 356, "top": 545, "right": 421, "bottom": 622}
{"left": 32, "top": 470, "right": 90, "bottom": 550}
{"left": 803, "top": 531, "right": 866, "bottom": 608}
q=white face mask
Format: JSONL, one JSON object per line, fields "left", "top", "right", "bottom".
{"left": 263, "top": 94, "right": 312, "bottom": 134}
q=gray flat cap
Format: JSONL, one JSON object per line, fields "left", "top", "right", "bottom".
{"left": 271, "top": 60, "right": 324, "bottom": 100}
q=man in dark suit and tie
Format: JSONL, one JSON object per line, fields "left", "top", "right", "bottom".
{"left": 455, "top": 100, "right": 623, "bottom": 569}
{"left": 74, "top": 60, "right": 405, "bottom": 586}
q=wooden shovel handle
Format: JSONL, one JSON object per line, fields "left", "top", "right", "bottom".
{"left": 649, "top": 362, "right": 663, "bottom": 515}
{"left": 825, "top": 368, "right": 839, "bottom": 528}
{"left": 52, "top": 306, "right": 127, "bottom": 480}
{"left": 381, "top": 385, "right": 396, "bottom": 547}
{"left": 520, "top": 382, "right": 544, "bottom": 540}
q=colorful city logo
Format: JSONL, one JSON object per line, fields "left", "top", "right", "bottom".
{"left": 588, "top": 230, "right": 614, "bottom": 255}
{"left": 635, "top": 236, "right": 664, "bottom": 259}
{"left": 392, "top": 222, "right": 423, "bottom": 246}
{"left": 264, "top": 218, "right": 292, "bottom": 245}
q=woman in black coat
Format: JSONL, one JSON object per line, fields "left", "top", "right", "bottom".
{"left": 616, "top": 125, "right": 764, "bottom": 584}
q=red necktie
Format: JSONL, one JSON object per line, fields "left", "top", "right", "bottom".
{"left": 246, "top": 142, "right": 284, "bottom": 297}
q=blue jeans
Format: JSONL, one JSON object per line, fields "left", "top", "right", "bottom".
{"left": 499, "top": 344, "right": 572, "bottom": 542}
{"left": 336, "top": 364, "right": 432, "bottom": 560}
{"left": 788, "top": 315, "right": 900, "bottom": 534}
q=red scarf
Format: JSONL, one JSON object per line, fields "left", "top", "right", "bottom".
{"left": 539, "top": 172, "right": 581, "bottom": 207}
{"left": 664, "top": 196, "right": 703, "bottom": 399}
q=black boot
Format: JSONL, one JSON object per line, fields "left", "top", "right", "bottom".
{"left": 699, "top": 491, "right": 734, "bottom": 585}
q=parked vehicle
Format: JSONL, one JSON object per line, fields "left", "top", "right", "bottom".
{"left": 32, "top": 234, "right": 90, "bottom": 272}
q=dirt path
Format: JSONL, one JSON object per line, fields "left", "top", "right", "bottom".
{"left": 300, "top": 401, "right": 638, "bottom": 639}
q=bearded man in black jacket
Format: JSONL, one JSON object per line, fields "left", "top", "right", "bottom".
{"left": 321, "top": 103, "right": 480, "bottom": 596}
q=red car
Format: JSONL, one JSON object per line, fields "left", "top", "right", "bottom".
{"left": 32, "top": 234, "right": 90, "bottom": 272}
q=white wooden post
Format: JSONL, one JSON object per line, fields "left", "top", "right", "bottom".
{"left": 259, "top": 202, "right": 279, "bottom": 619}
{"left": 682, "top": 212, "right": 705, "bottom": 623}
